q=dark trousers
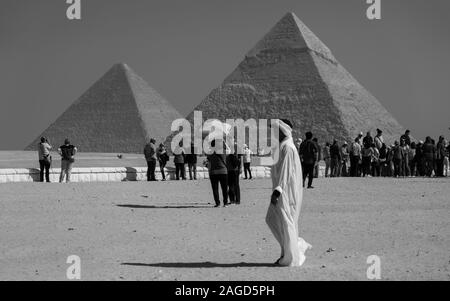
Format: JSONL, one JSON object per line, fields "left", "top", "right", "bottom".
{"left": 350, "top": 155, "right": 360, "bottom": 177}
{"left": 147, "top": 160, "right": 156, "bottom": 181}
{"left": 371, "top": 161, "right": 380, "bottom": 177}
{"left": 39, "top": 160, "right": 51, "bottom": 182}
{"left": 175, "top": 163, "right": 186, "bottom": 180}
{"left": 159, "top": 160, "right": 167, "bottom": 180}
{"left": 243, "top": 163, "right": 252, "bottom": 179}
{"left": 409, "top": 160, "right": 416, "bottom": 176}
{"left": 302, "top": 162, "right": 315, "bottom": 188}
{"left": 393, "top": 158, "right": 402, "bottom": 177}
{"left": 330, "top": 158, "right": 341, "bottom": 177}
{"left": 188, "top": 163, "right": 197, "bottom": 180}
{"left": 402, "top": 159, "right": 410, "bottom": 177}
{"left": 436, "top": 158, "right": 444, "bottom": 177}
{"left": 424, "top": 158, "right": 434, "bottom": 177}
{"left": 210, "top": 174, "right": 228, "bottom": 206}
{"left": 362, "top": 157, "right": 371, "bottom": 177}
{"left": 227, "top": 171, "right": 241, "bottom": 204}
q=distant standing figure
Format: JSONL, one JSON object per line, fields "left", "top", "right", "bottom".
{"left": 299, "top": 131, "right": 318, "bottom": 188}
{"left": 330, "top": 140, "right": 341, "bottom": 177}
{"left": 207, "top": 140, "right": 229, "bottom": 207}
{"left": 444, "top": 140, "right": 449, "bottom": 177}
{"left": 185, "top": 143, "right": 198, "bottom": 180}
{"left": 392, "top": 141, "right": 404, "bottom": 177}
{"left": 174, "top": 142, "right": 186, "bottom": 180}
{"left": 226, "top": 143, "right": 242, "bottom": 204}
{"left": 323, "top": 142, "right": 331, "bottom": 177}
{"left": 243, "top": 144, "right": 253, "bottom": 179}
{"left": 156, "top": 143, "right": 169, "bottom": 181}
{"left": 38, "top": 137, "right": 52, "bottom": 182}
{"left": 312, "top": 138, "right": 321, "bottom": 178}
{"left": 349, "top": 137, "right": 362, "bottom": 177}
{"left": 144, "top": 138, "right": 157, "bottom": 181}
{"left": 361, "top": 143, "right": 373, "bottom": 177}
{"left": 371, "top": 143, "right": 380, "bottom": 177}
{"left": 379, "top": 143, "right": 389, "bottom": 177}
{"left": 400, "top": 139, "right": 410, "bottom": 177}
{"left": 58, "top": 138, "right": 77, "bottom": 183}
{"left": 436, "top": 136, "right": 446, "bottom": 177}
{"left": 341, "top": 142, "right": 350, "bottom": 177}
{"left": 409, "top": 142, "right": 417, "bottom": 177}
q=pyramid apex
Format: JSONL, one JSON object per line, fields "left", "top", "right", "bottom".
{"left": 110, "top": 62, "right": 131, "bottom": 71}
{"left": 284, "top": 11, "right": 298, "bottom": 18}
{"left": 247, "top": 11, "right": 336, "bottom": 62}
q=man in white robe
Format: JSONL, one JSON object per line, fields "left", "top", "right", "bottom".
{"left": 266, "top": 119, "right": 311, "bottom": 267}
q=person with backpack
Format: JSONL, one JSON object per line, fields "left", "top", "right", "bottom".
{"left": 299, "top": 131, "right": 318, "bottom": 188}
{"left": 58, "top": 138, "right": 77, "bottom": 183}
{"left": 37, "top": 137, "right": 52, "bottom": 182}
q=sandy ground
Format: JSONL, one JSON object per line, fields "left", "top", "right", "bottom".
{"left": 0, "top": 177, "right": 449, "bottom": 281}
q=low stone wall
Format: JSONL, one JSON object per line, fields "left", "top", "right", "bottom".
{"left": 0, "top": 162, "right": 327, "bottom": 183}
{"left": 0, "top": 166, "right": 281, "bottom": 183}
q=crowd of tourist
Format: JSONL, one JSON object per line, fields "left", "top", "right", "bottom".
{"left": 295, "top": 129, "right": 450, "bottom": 180}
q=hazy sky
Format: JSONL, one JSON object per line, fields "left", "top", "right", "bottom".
{"left": 1, "top": 0, "right": 449, "bottom": 150}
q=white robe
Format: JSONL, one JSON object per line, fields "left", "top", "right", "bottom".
{"left": 266, "top": 136, "right": 311, "bottom": 266}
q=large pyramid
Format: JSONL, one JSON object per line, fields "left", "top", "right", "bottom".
{"left": 26, "top": 63, "right": 182, "bottom": 153}
{"left": 181, "top": 12, "right": 405, "bottom": 144}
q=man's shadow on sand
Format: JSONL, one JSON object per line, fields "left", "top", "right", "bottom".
{"left": 116, "top": 204, "right": 212, "bottom": 209}
{"left": 121, "top": 262, "right": 276, "bottom": 268}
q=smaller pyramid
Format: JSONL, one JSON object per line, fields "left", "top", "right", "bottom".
{"left": 26, "top": 63, "right": 182, "bottom": 153}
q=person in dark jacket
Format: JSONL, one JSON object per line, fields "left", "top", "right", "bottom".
{"left": 156, "top": 143, "right": 169, "bottom": 181}
{"left": 312, "top": 138, "right": 321, "bottom": 178}
{"left": 415, "top": 141, "right": 424, "bottom": 176}
{"left": 185, "top": 143, "right": 198, "bottom": 180}
{"left": 330, "top": 140, "right": 341, "bottom": 177}
{"left": 379, "top": 143, "right": 388, "bottom": 177}
{"left": 400, "top": 130, "right": 412, "bottom": 147}
{"left": 422, "top": 137, "right": 435, "bottom": 177}
{"left": 226, "top": 143, "right": 242, "bottom": 205}
{"left": 299, "top": 131, "right": 318, "bottom": 188}
{"left": 363, "top": 131, "right": 373, "bottom": 148}
{"left": 207, "top": 140, "right": 229, "bottom": 207}
{"left": 144, "top": 138, "right": 157, "bottom": 181}
{"left": 58, "top": 138, "right": 77, "bottom": 183}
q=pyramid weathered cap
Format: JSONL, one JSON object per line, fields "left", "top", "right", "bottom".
{"left": 247, "top": 12, "right": 336, "bottom": 62}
